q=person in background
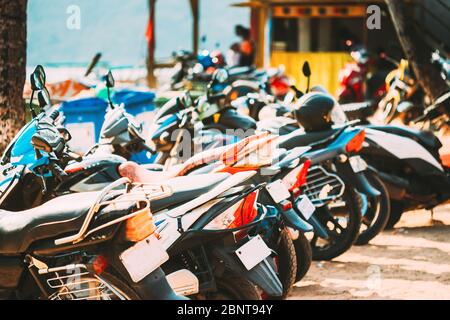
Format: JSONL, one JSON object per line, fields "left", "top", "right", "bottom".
{"left": 226, "top": 42, "right": 241, "bottom": 67}
{"left": 235, "top": 25, "right": 255, "bottom": 66}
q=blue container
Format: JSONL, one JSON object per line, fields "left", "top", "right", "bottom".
{"left": 60, "top": 97, "right": 107, "bottom": 153}
{"left": 60, "top": 90, "right": 156, "bottom": 154}
{"left": 113, "top": 90, "right": 157, "bottom": 164}
{"left": 112, "top": 89, "right": 156, "bottom": 116}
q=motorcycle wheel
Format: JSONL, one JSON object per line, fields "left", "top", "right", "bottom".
{"left": 293, "top": 230, "right": 312, "bottom": 282}
{"left": 267, "top": 228, "right": 297, "bottom": 299}
{"left": 309, "top": 178, "right": 362, "bottom": 261}
{"left": 201, "top": 269, "right": 261, "bottom": 300}
{"left": 355, "top": 171, "right": 391, "bottom": 245}
{"left": 384, "top": 200, "right": 404, "bottom": 229}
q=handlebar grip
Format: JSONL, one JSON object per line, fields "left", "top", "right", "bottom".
{"left": 49, "top": 110, "right": 60, "bottom": 121}
{"left": 51, "top": 162, "right": 68, "bottom": 179}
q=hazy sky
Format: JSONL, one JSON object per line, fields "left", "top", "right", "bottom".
{"left": 27, "top": 0, "right": 249, "bottom": 67}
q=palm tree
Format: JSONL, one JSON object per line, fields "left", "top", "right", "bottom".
{"left": 0, "top": 0, "right": 27, "bottom": 153}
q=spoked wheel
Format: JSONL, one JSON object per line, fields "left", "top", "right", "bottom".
{"left": 355, "top": 172, "right": 391, "bottom": 245}
{"left": 308, "top": 184, "right": 362, "bottom": 261}
{"left": 199, "top": 270, "right": 260, "bottom": 300}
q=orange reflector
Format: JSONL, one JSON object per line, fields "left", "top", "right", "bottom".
{"left": 281, "top": 200, "right": 293, "bottom": 211}
{"left": 92, "top": 255, "right": 108, "bottom": 275}
{"left": 441, "top": 154, "right": 450, "bottom": 168}
{"left": 125, "top": 207, "right": 156, "bottom": 242}
{"left": 346, "top": 129, "right": 366, "bottom": 153}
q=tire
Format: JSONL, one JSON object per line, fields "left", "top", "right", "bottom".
{"left": 310, "top": 177, "right": 362, "bottom": 261}
{"left": 204, "top": 269, "right": 261, "bottom": 300}
{"left": 355, "top": 171, "right": 391, "bottom": 245}
{"left": 384, "top": 200, "right": 404, "bottom": 229}
{"left": 293, "top": 231, "right": 312, "bottom": 282}
{"left": 268, "top": 228, "right": 297, "bottom": 299}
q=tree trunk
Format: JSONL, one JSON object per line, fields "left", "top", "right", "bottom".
{"left": 385, "top": 0, "right": 448, "bottom": 102}
{"left": 0, "top": 0, "right": 27, "bottom": 153}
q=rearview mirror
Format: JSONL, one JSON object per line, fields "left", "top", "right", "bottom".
{"left": 58, "top": 127, "right": 72, "bottom": 142}
{"left": 302, "top": 62, "right": 311, "bottom": 78}
{"left": 30, "top": 65, "right": 46, "bottom": 91}
{"left": 31, "top": 135, "right": 53, "bottom": 153}
{"left": 212, "top": 68, "right": 229, "bottom": 84}
{"left": 302, "top": 61, "right": 311, "bottom": 93}
{"left": 106, "top": 70, "right": 115, "bottom": 88}
{"left": 37, "top": 90, "right": 51, "bottom": 109}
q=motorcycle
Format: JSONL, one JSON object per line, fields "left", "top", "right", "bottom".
{"left": 1, "top": 66, "right": 284, "bottom": 299}
{"left": 336, "top": 46, "right": 392, "bottom": 105}
{"left": 0, "top": 69, "right": 186, "bottom": 299}
{"left": 221, "top": 63, "right": 390, "bottom": 249}
{"left": 360, "top": 92, "right": 450, "bottom": 228}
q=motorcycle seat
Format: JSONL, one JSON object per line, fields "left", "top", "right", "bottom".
{"left": 277, "top": 128, "right": 342, "bottom": 150}
{"left": 0, "top": 192, "right": 101, "bottom": 254}
{"left": 340, "top": 102, "right": 375, "bottom": 121}
{"left": 367, "top": 125, "right": 442, "bottom": 151}
{"left": 150, "top": 173, "right": 231, "bottom": 212}
{"left": 340, "top": 102, "right": 373, "bottom": 112}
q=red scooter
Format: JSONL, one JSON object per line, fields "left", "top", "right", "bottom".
{"left": 337, "top": 47, "right": 389, "bottom": 104}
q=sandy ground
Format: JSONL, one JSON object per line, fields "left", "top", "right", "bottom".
{"left": 289, "top": 204, "right": 450, "bottom": 300}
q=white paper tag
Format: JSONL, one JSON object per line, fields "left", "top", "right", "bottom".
{"left": 296, "top": 195, "right": 316, "bottom": 220}
{"left": 349, "top": 156, "right": 368, "bottom": 173}
{"left": 120, "top": 234, "right": 169, "bottom": 283}
{"left": 235, "top": 235, "right": 272, "bottom": 271}
{"left": 266, "top": 180, "right": 291, "bottom": 203}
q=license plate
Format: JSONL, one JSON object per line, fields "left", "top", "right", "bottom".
{"left": 236, "top": 235, "right": 272, "bottom": 271}
{"left": 296, "top": 195, "right": 316, "bottom": 220}
{"left": 120, "top": 234, "right": 169, "bottom": 283}
{"left": 266, "top": 180, "right": 291, "bottom": 203}
{"left": 349, "top": 156, "right": 368, "bottom": 173}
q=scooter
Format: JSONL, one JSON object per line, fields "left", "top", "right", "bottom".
{"left": 0, "top": 98, "right": 185, "bottom": 299}
{"left": 1, "top": 66, "right": 284, "bottom": 299}
{"left": 358, "top": 94, "right": 450, "bottom": 228}
{"left": 201, "top": 65, "right": 388, "bottom": 249}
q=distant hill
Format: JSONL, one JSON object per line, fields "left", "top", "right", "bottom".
{"left": 27, "top": 0, "right": 249, "bottom": 67}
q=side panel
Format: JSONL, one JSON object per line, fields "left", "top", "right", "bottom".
{"left": 365, "top": 128, "right": 444, "bottom": 172}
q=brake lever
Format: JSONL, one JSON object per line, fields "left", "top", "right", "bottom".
{"left": 66, "top": 150, "right": 83, "bottom": 162}
{"left": 39, "top": 173, "right": 48, "bottom": 195}
{"left": 50, "top": 162, "right": 68, "bottom": 182}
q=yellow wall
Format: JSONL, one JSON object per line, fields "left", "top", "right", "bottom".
{"left": 270, "top": 52, "right": 352, "bottom": 97}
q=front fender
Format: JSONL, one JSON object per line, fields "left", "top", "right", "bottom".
{"left": 211, "top": 242, "right": 283, "bottom": 297}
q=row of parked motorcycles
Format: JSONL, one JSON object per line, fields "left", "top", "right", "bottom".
{"left": 0, "top": 51, "right": 448, "bottom": 299}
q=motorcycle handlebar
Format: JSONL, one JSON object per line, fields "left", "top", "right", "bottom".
{"left": 50, "top": 162, "right": 68, "bottom": 180}
{"left": 49, "top": 110, "right": 60, "bottom": 122}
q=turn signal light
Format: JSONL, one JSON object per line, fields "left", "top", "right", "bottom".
{"left": 64, "top": 163, "right": 86, "bottom": 174}
{"left": 346, "top": 129, "right": 366, "bottom": 153}
{"left": 125, "top": 207, "right": 156, "bottom": 242}
{"left": 230, "top": 191, "right": 259, "bottom": 228}
{"left": 280, "top": 200, "right": 293, "bottom": 211}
